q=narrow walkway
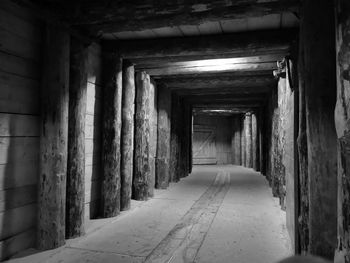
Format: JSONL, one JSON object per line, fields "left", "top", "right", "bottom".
{"left": 8, "top": 165, "right": 291, "bottom": 263}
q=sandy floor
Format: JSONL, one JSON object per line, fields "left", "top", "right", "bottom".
{"left": 7, "top": 165, "right": 291, "bottom": 263}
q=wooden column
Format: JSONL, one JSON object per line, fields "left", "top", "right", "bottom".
{"left": 300, "top": 0, "right": 337, "bottom": 259}
{"left": 120, "top": 60, "right": 135, "bottom": 211}
{"left": 170, "top": 94, "right": 180, "bottom": 182}
{"left": 66, "top": 37, "right": 88, "bottom": 238}
{"left": 38, "top": 24, "right": 70, "bottom": 249}
{"left": 101, "top": 53, "right": 123, "bottom": 217}
{"left": 335, "top": 1, "right": 350, "bottom": 261}
{"left": 156, "top": 85, "right": 171, "bottom": 189}
{"left": 241, "top": 114, "right": 246, "bottom": 166}
{"left": 245, "top": 112, "right": 253, "bottom": 168}
{"left": 189, "top": 108, "right": 193, "bottom": 174}
{"left": 133, "top": 71, "right": 151, "bottom": 200}
{"left": 149, "top": 79, "right": 157, "bottom": 197}
{"left": 297, "top": 60, "right": 309, "bottom": 254}
{"left": 252, "top": 112, "right": 258, "bottom": 171}
{"left": 258, "top": 110, "right": 264, "bottom": 173}
{"left": 232, "top": 116, "right": 241, "bottom": 165}
{"left": 182, "top": 101, "right": 191, "bottom": 178}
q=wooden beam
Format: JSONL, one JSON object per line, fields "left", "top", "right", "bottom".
{"left": 158, "top": 75, "right": 276, "bottom": 90}
{"left": 113, "top": 29, "right": 297, "bottom": 61}
{"left": 66, "top": 37, "right": 88, "bottom": 238}
{"left": 156, "top": 85, "right": 172, "bottom": 189}
{"left": 187, "top": 94, "right": 267, "bottom": 102}
{"left": 133, "top": 72, "right": 151, "bottom": 200}
{"left": 101, "top": 53, "right": 123, "bottom": 217}
{"left": 71, "top": 1, "right": 299, "bottom": 33}
{"left": 137, "top": 54, "right": 285, "bottom": 69}
{"left": 175, "top": 86, "right": 272, "bottom": 96}
{"left": 144, "top": 62, "right": 276, "bottom": 76}
{"left": 120, "top": 60, "right": 135, "bottom": 211}
{"left": 38, "top": 24, "right": 70, "bottom": 249}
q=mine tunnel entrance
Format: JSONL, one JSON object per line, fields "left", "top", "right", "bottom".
{"left": 1, "top": 0, "right": 346, "bottom": 262}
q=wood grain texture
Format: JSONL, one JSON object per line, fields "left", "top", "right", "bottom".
{"left": 120, "top": 61, "right": 135, "bottom": 210}
{"left": 156, "top": 85, "right": 171, "bottom": 189}
{"left": 66, "top": 38, "right": 88, "bottom": 238}
{"left": 299, "top": 0, "right": 337, "bottom": 258}
{"left": 100, "top": 53, "right": 122, "bottom": 217}
{"left": 133, "top": 72, "right": 151, "bottom": 200}
{"left": 38, "top": 24, "right": 70, "bottom": 250}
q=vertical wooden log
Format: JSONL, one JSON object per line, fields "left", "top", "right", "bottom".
{"left": 101, "top": 53, "right": 123, "bottom": 217}
{"left": 300, "top": 0, "right": 337, "bottom": 259}
{"left": 297, "top": 56, "right": 309, "bottom": 255}
{"left": 189, "top": 108, "right": 193, "bottom": 174}
{"left": 182, "top": 101, "right": 191, "bottom": 177}
{"left": 120, "top": 60, "right": 135, "bottom": 211}
{"left": 245, "top": 112, "right": 253, "bottom": 168}
{"left": 66, "top": 37, "right": 88, "bottom": 238}
{"left": 241, "top": 114, "right": 246, "bottom": 166}
{"left": 156, "top": 85, "right": 171, "bottom": 189}
{"left": 232, "top": 116, "right": 241, "bottom": 165}
{"left": 334, "top": 1, "right": 350, "bottom": 261}
{"left": 170, "top": 94, "right": 180, "bottom": 182}
{"left": 258, "top": 110, "right": 264, "bottom": 173}
{"left": 252, "top": 112, "right": 258, "bottom": 171}
{"left": 133, "top": 71, "right": 151, "bottom": 200}
{"left": 148, "top": 79, "right": 157, "bottom": 197}
{"left": 38, "top": 24, "right": 70, "bottom": 249}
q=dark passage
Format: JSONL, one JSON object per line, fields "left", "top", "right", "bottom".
{"left": 0, "top": 0, "right": 349, "bottom": 263}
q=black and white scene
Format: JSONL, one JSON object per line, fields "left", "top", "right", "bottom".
{"left": 0, "top": 0, "right": 348, "bottom": 262}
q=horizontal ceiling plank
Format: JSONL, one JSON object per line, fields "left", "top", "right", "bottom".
{"left": 145, "top": 62, "right": 276, "bottom": 76}
{"left": 71, "top": 1, "right": 299, "bottom": 33}
{"left": 111, "top": 29, "right": 297, "bottom": 60}
{"left": 174, "top": 86, "right": 272, "bottom": 95}
{"left": 159, "top": 75, "right": 276, "bottom": 90}
{"left": 136, "top": 54, "right": 285, "bottom": 69}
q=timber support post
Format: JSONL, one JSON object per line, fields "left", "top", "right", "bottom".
{"left": 156, "top": 85, "right": 172, "bottom": 189}
{"left": 101, "top": 52, "right": 123, "bottom": 217}
{"left": 66, "top": 37, "right": 88, "bottom": 238}
{"left": 335, "top": 0, "right": 350, "bottom": 261}
{"left": 245, "top": 112, "right": 253, "bottom": 168}
{"left": 38, "top": 24, "right": 70, "bottom": 249}
{"left": 252, "top": 112, "right": 258, "bottom": 171}
{"left": 120, "top": 60, "right": 135, "bottom": 211}
{"left": 170, "top": 94, "right": 180, "bottom": 182}
{"left": 133, "top": 71, "right": 151, "bottom": 200}
{"left": 299, "top": 0, "right": 337, "bottom": 259}
{"left": 232, "top": 116, "right": 241, "bottom": 165}
{"left": 241, "top": 114, "right": 246, "bottom": 166}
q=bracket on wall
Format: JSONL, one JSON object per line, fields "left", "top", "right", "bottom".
{"left": 273, "top": 58, "right": 286, "bottom": 79}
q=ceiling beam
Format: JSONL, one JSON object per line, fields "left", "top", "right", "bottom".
{"left": 68, "top": 1, "right": 299, "bottom": 34}
{"left": 175, "top": 86, "right": 272, "bottom": 96}
{"left": 136, "top": 54, "right": 285, "bottom": 68}
{"left": 144, "top": 62, "right": 276, "bottom": 76}
{"left": 108, "top": 29, "right": 297, "bottom": 62}
{"left": 160, "top": 75, "right": 276, "bottom": 90}
{"left": 186, "top": 94, "right": 268, "bottom": 104}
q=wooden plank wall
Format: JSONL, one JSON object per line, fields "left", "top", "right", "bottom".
{"left": 193, "top": 115, "right": 234, "bottom": 164}
{"left": 85, "top": 43, "right": 103, "bottom": 219}
{"left": 0, "top": 0, "right": 43, "bottom": 259}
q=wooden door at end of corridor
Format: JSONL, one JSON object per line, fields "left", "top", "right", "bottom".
{"left": 192, "top": 125, "right": 217, "bottom": 164}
